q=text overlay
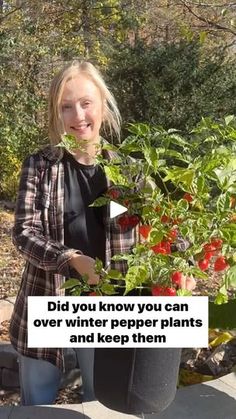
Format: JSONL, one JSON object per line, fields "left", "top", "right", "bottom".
{"left": 28, "top": 296, "right": 208, "bottom": 348}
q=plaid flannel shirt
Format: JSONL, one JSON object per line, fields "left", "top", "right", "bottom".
{"left": 9, "top": 145, "right": 139, "bottom": 371}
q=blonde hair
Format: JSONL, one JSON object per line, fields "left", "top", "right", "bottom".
{"left": 48, "top": 60, "right": 121, "bottom": 144}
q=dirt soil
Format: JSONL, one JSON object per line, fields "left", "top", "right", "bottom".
{"left": 0, "top": 206, "right": 24, "bottom": 300}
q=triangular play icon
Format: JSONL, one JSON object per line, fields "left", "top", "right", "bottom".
{"left": 110, "top": 201, "right": 127, "bottom": 218}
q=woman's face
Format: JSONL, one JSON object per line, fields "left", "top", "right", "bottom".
{"left": 60, "top": 74, "right": 104, "bottom": 145}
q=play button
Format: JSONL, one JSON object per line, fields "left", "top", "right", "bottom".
{"left": 110, "top": 201, "right": 127, "bottom": 218}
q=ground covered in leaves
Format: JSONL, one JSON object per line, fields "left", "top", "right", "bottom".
{"left": 0, "top": 206, "right": 24, "bottom": 300}
{"left": 0, "top": 203, "right": 236, "bottom": 406}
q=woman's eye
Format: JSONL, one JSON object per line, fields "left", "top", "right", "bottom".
{"left": 82, "top": 101, "right": 91, "bottom": 107}
{"left": 62, "top": 104, "right": 72, "bottom": 110}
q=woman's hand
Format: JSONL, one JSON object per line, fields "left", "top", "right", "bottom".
{"left": 179, "top": 275, "right": 196, "bottom": 291}
{"left": 69, "top": 254, "right": 100, "bottom": 285}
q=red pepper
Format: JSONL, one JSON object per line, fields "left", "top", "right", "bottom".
{"left": 123, "top": 199, "right": 130, "bottom": 207}
{"left": 152, "top": 286, "right": 176, "bottom": 296}
{"left": 151, "top": 286, "right": 165, "bottom": 296}
{"left": 139, "top": 225, "right": 152, "bottom": 239}
{"left": 118, "top": 214, "right": 140, "bottom": 230}
{"left": 167, "top": 228, "right": 178, "bottom": 242}
{"left": 129, "top": 215, "right": 140, "bottom": 227}
{"left": 204, "top": 251, "right": 214, "bottom": 261}
{"left": 171, "top": 271, "right": 183, "bottom": 286}
{"left": 203, "top": 243, "right": 217, "bottom": 253}
{"left": 211, "top": 238, "right": 223, "bottom": 250}
{"left": 151, "top": 241, "right": 171, "bottom": 255}
{"left": 163, "top": 287, "right": 177, "bottom": 296}
{"left": 214, "top": 256, "right": 229, "bottom": 272}
{"left": 198, "top": 259, "right": 209, "bottom": 271}
{"left": 183, "top": 193, "right": 193, "bottom": 202}
{"left": 161, "top": 215, "right": 171, "bottom": 224}
{"left": 107, "top": 189, "right": 120, "bottom": 199}
{"left": 117, "top": 214, "right": 130, "bottom": 228}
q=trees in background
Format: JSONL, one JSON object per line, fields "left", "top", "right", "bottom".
{"left": 142, "top": 0, "right": 236, "bottom": 47}
{"left": 0, "top": 0, "right": 141, "bottom": 197}
{"left": 107, "top": 39, "right": 236, "bottom": 132}
{"left": 0, "top": 0, "right": 235, "bottom": 198}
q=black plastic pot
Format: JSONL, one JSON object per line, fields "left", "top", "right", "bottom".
{"left": 94, "top": 347, "right": 181, "bottom": 414}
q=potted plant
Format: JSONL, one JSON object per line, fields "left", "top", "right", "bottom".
{"left": 62, "top": 116, "right": 236, "bottom": 414}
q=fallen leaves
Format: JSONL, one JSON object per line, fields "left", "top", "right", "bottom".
{"left": 0, "top": 205, "right": 24, "bottom": 299}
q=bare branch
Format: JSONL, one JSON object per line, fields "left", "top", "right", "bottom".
{"left": 179, "top": 1, "right": 236, "bottom": 7}
{"left": 0, "top": 6, "right": 22, "bottom": 23}
{"left": 179, "top": 0, "right": 236, "bottom": 35}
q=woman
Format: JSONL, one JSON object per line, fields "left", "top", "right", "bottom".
{"left": 9, "top": 60, "right": 138, "bottom": 405}
{"left": 10, "top": 60, "right": 195, "bottom": 407}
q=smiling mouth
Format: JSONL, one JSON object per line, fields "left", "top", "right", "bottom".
{"left": 71, "top": 123, "right": 91, "bottom": 130}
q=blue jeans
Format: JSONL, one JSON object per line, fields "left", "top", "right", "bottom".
{"left": 19, "top": 348, "right": 95, "bottom": 405}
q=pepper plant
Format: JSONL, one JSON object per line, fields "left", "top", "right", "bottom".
{"left": 61, "top": 116, "right": 236, "bottom": 312}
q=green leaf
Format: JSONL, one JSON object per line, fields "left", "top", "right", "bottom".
{"left": 101, "top": 283, "right": 116, "bottom": 295}
{"left": 225, "top": 115, "right": 235, "bottom": 126}
{"left": 149, "top": 229, "right": 163, "bottom": 245}
{"left": 219, "top": 284, "right": 227, "bottom": 295}
{"left": 101, "top": 143, "right": 118, "bottom": 152}
{"left": 95, "top": 258, "right": 104, "bottom": 274}
{"left": 71, "top": 288, "right": 82, "bottom": 296}
{"left": 214, "top": 158, "right": 236, "bottom": 189}
{"left": 179, "top": 225, "right": 189, "bottom": 238}
{"left": 143, "top": 147, "right": 159, "bottom": 173}
{"left": 119, "top": 142, "right": 142, "bottom": 154}
{"left": 89, "top": 196, "right": 109, "bottom": 207}
{"left": 225, "top": 265, "right": 236, "bottom": 287}
{"left": 127, "top": 123, "right": 150, "bottom": 136}
{"left": 189, "top": 267, "right": 208, "bottom": 280}
{"left": 209, "top": 299, "right": 236, "bottom": 329}
{"left": 177, "top": 198, "right": 189, "bottom": 212}
{"left": 104, "top": 166, "right": 130, "bottom": 186}
{"left": 214, "top": 293, "right": 228, "bottom": 305}
{"left": 168, "top": 134, "right": 189, "bottom": 147}
{"left": 163, "top": 149, "right": 190, "bottom": 163}
{"left": 176, "top": 289, "right": 192, "bottom": 296}
{"left": 221, "top": 223, "right": 236, "bottom": 244}
{"left": 61, "top": 278, "right": 81, "bottom": 289}
{"left": 55, "top": 134, "right": 79, "bottom": 150}
{"left": 81, "top": 274, "right": 89, "bottom": 284}
{"left": 111, "top": 254, "right": 130, "bottom": 262}
{"left": 167, "top": 128, "right": 180, "bottom": 134}
{"left": 107, "top": 269, "right": 123, "bottom": 279}
{"left": 163, "top": 168, "right": 195, "bottom": 189}
{"left": 216, "top": 193, "right": 230, "bottom": 213}
{"left": 196, "top": 176, "right": 205, "bottom": 194}
{"left": 124, "top": 265, "right": 148, "bottom": 295}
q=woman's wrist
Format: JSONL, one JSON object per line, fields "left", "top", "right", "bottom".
{"left": 68, "top": 253, "right": 82, "bottom": 269}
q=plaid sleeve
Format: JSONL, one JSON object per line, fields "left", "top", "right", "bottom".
{"left": 12, "top": 154, "right": 80, "bottom": 275}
